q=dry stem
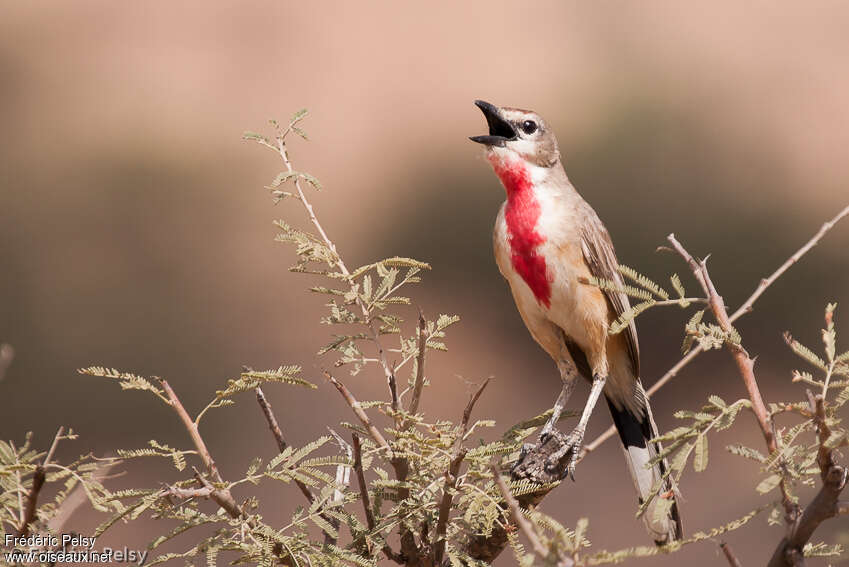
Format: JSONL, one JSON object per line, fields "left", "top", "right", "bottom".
{"left": 767, "top": 393, "right": 847, "bottom": 566}
{"left": 433, "top": 378, "right": 490, "bottom": 564}
{"left": 16, "top": 426, "right": 64, "bottom": 537}
{"left": 719, "top": 541, "right": 743, "bottom": 567}
{"left": 491, "top": 464, "right": 574, "bottom": 567}
{"left": 274, "top": 135, "right": 398, "bottom": 411}
{"left": 408, "top": 312, "right": 428, "bottom": 416}
{"left": 158, "top": 379, "right": 243, "bottom": 519}
{"left": 581, "top": 205, "right": 849, "bottom": 461}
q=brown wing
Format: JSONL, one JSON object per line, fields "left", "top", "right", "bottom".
{"left": 579, "top": 208, "right": 640, "bottom": 378}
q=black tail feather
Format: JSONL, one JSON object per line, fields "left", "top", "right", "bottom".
{"left": 605, "top": 395, "right": 683, "bottom": 545}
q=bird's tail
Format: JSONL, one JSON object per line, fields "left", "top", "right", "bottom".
{"left": 605, "top": 391, "right": 682, "bottom": 545}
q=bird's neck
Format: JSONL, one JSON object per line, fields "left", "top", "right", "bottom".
{"left": 488, "top": 154, "right": 535, "bottom": 200}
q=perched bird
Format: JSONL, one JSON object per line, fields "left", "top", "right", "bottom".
{"left": 470, "top": 100, "right": 682, "bottom": 544}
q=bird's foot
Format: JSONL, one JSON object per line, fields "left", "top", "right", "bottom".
{"left": 512, "top": 428, "right": 579, "bottom": 483}
{"left": 538, "top": 418, "right": 556, "bottom": 443}
{"left": 544, "top": 426, "right": 584, "bottom": 480}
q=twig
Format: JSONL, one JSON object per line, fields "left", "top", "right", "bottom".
{"left": 433, "top": 378, "right": 491, "bottom": 564}
{"left": 461, "top": 377, "right": 491, "bottom": 431}
{"left": 667, "top": 235, "right": 777, "bottom": 454}
{"left": 256, "top": 387, "right": 287, "bottom": 453}
{"left": 669, "top": 235, "right": 800, "bottom": 526}
{"left": 322, "top": 370, "right": 417, "bottom": 557}
{"left": 255, "top": 385, "right": 346, "bottom": 549}
{"left": 491, "top": 464, "right": 573, "bottom": 566}
{"left": 582, "top": 206, "right": 849, "bottom": 461}
{"left": 351, "top": 434, "right": 376, "bottom": 531}
{"left": 16, "top": 426, "right": 64, "bottom": 537}
{"left": 408, "top": 312, "right": 427, "bottom": 415}
{"left": 720, "top": 541, "right": 743, "bottom": 567}
{"left": 191, "top": 468, "right": 243, "bottom": 519}
{"left": 48, "top": 458, "right": 116, "bottom": 533}
{"left": 729, "top": 204, "right": 849, "bottom": 321}
{"left": 275, "top": 136, "right": 398, "bottom": 410}
{"left": 324, "top": 371, "right": 390, "bottom": 451}
{"left": 255, "top": 386, "right": 315, "bottom": 505}
{"left": 352, "top": 434, "right": 404, "bottom": 564}
{"left": 768, "top": 393, "right": 847, "bottom": 566}
{"left": 158, "top": 379, "right": 243, "bottom": 519}
{"left": 160, "top": 380, "right": 222, "bottom": 482}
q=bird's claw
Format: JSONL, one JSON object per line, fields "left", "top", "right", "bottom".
{"left": 544, "top": 427, "right": 584, "bottom": 480}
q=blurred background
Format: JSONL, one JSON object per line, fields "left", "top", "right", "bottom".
{"left": 2, "top": 2, "right": 848, "bottom": 565}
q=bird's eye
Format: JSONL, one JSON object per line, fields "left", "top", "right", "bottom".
{"left": 521, "top": 120, "right": 538, "bottom": 135}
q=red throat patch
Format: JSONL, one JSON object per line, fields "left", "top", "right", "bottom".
{"left": 490, "top": 156, "right": 552, "bottom": 308}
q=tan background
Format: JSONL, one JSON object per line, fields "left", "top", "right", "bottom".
{"left": 2, "top": 2, "right": 848, "bottom": 564}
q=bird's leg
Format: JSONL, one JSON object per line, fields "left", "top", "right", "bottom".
{"left": 539, "top": 354, "right": 580, "bottom": 440}
{"left": 546, "top": 373, "right": 607, "bottom": 478}
{"left": 539, "top": 381, "right": 572, "bottom": 440}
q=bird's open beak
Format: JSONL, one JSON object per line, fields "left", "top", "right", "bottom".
{"left": 469, "top": 100, "right": 516, "bottom": 147}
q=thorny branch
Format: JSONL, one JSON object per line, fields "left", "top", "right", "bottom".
{"left": 667, "top": 234, "right": 778, "bottom": 455}
{"left": 351, "top": 433, "right": 404, "bottom": 563}
{"left": 666, "top": 232, "right": 849, "bottom": 566}
{"left": 158, "top": 379, "right": 244, "bottom": 520}
{"left": 667, "top": 235, "right": 799, "bottom": 525}
{"left": 719, "top": 541, "right": 743, "bottom": 567}
{"left": 274, "top": 133, "right": 399, "bottom": 415}
{"left": 16, "top": 426, "right": 64, "bottom": 537}
{"left": 491, "top": 464, "right": 574, "bottom": 567}
{"left": 767, "top": 393, "right": 847, "bottom": 566}
{"left": 255, "top": 386, "right": 315, "bottom": 504}
{"left": 408, "top": 312, "right": 428, "bottom": 416}
{"left": 324, "top": 370, "right": 390, "bottom": 451}
{"left": 580, "top": 204, "right": 849, "bottom": 462}
{"left": 269, "top": 124, "right": 426, "bottom": 563}
{"left": 433, "top": 378, "right": 491, "bottom": 564}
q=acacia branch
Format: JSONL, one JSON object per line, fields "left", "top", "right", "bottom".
{"left": 668, "top": 235, "right": 802, "bottom": 527}
{"left": 352, "top": 434, "right": 404, "bottom": 564}
{"left": 408, "top": 312, "right": 427, "bottom": 416}
{"left": 768, "top": 394, "right": 847, "bottom": 566}
{"left": 275, "top": 136, "right": 399, "bottom": 410}
{"left": 324, "top": 371, "right": 390, "bottom": 451}
{"left": 720, "top": 541, "right": 743, "bottom": 567}
{"left": 16, "top": 426, "right": 63, "bottom": 537}
{"left": 433, "top": 378, "right": 490, "bottom": 564}
{"left": 582, "top": 205, "right": 849, "bottom": 461}
{"left": 491, "top": 464, "right": 574, "bottom": 567}
{"left": 158, "top": 379, "right": 243, "bottom": 519}
{"left": 190, "top": 469, "right": 243, "bottom": 520}
{"left": 255, "top": 386, "right": 317, "bottom": 506}
{"left": 668, "top": 234, "right": 778, "bottom": 454}
{"left": 351, "top": 435, "right": 376, "bottom": 531}
{"left": 730, "top": 204, "right": 849, "bottom": 321}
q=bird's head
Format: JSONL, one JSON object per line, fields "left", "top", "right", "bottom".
{"left": 470, "top": 100, "right": 560, "bottom": 168}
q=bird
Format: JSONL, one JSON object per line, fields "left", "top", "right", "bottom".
{"left": 470, "top": 100, "right": 682, "bottom": 544}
